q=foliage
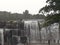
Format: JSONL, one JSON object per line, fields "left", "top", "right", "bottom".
{"left": 39, "top": 0, "right": 60, "bottom": 26}
{"left": 6, "top": 20, "right": 17, "bottom": 29}
{"left": 39, "top": 0, "right": 60, "bottom": 14}
{"left": 0, "top": 10, "right": 45, "bottom": 21}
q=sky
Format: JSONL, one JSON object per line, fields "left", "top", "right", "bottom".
{"left": 0, "top": 0, "right": 46, "bottom": 14}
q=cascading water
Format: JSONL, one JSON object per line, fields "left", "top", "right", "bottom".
{"left": 24, "top": 20, "right": 40, "bottom": 43}
{"left": 0, "top": 29, "right": 4, "bottom": 45}
{"left": 24, "top": 20, "right": 59, "bottom": 44}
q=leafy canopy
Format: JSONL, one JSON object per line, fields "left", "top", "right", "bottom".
{"left": 39, "top": 0, "right": 60, "bottom": 14}
{"left": 39, "top": 0, "right": 60, "bottom": 26}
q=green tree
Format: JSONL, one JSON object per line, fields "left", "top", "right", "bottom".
{"left": 23, "top": 10, "right": 29, "bottom": 19}
{"left": 39, "top": 0, "right": 60, "bottom": 44}
{"left": 39, "top": 0, "right": 60, "bottom": 14}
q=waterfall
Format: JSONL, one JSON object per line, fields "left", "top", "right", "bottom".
{"left": 24, "top": 20, "right": 59, "bottom": 43}
{"left": 24, "top": 20, "right": 40, "bottom": 43}
{"left": 0, "top": 29, "right": 4, "bottom": 45}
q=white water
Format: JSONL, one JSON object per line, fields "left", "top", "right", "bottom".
{"left": 0, "top": 29, "right": 4, "bottom": 45}
{"left": 24, "top": 20, "right": 40, "bottom": 43}
{"left": 24, "top": 20, "right": 59, "bottom": 43}
{"left": 0, "top": 20, "right": 59, "bottom": 44}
